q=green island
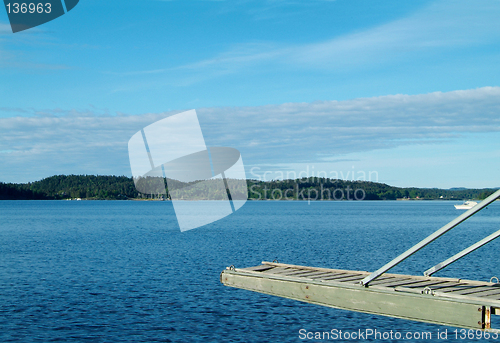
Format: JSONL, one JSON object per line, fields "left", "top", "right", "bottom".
{"left": 0, "top": 175, "right": 496, "bottom": 201}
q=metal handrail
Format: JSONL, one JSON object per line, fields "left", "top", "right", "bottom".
{"left": 360, "top": 189, "right": 500, "bottom": 287}
{"left": 424, "top": 228, "right": 500, "bottom": 276}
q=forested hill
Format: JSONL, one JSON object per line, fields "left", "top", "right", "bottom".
{"left": 0, "top": 174, "right": 496, "bottom": 200}
{"left": 0, "top": 175, "right": 138, "bottom": 200}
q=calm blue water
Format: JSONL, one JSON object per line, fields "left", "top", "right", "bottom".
{"left": 1, "top": 200, "right": 499, "bottom": 342}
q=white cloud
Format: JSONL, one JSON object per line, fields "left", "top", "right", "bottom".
{"left": 0, "top": 87, "right": 499, "bottom": 183}
{"left": 0, "top": 111, "right": 173, "bottom": 182}
{"left": 198, "top": 87, "right": 500, "bottom": 162}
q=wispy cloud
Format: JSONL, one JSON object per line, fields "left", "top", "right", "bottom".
{"left": 112, "top": 0, "right": 500, "bottom": 86}
{"left": 0, "top": 23, "right": 12, "bottom": 34}
{"left": 0, "top": 21, "right": 74, "bottom": 70}
{"left": 288, "top": 0, "right": 500, "bottom": 70}
{"left": 212, "top": 0, "right": 339, "bottom": 21}
{"left": 0, "top": 87, "right": 499, "bottom": 183}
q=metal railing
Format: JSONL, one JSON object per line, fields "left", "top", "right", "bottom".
{"left": 360, "top": 189, "right": 500, "bottom": 287}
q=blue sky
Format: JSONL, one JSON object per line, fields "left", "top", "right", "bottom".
{"left": 1, "top": 0, "right": 499, "bottom": 188}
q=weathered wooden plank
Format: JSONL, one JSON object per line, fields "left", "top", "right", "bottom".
{"left": 241, "top": 265, "right": 275, "bottom": 272}
{"left": 292, "top": 270, "right": 332, "bottom": 277}
{"left": 261, "top": 261, "right": 370, "bottom": 275}
{"left": 309, "top": 272, "right": 350, "bottom": 280}
{"left": 395, "top": 283, "right": 459, "bottom": 294}
{"left": 279, "top": 270, "right": 324, "bottom": 277}
{"left": 397, "top": 280, "right": 451, "bottom": 289}
{"left": 442, "top": 286, "right": 491, "bottom": 294}
{"left": 293, "top": 271, "right": 335, "bottom": 279}
{"left": 335, "top": 275, "right": 366, "bottom": 283}
{"left": 313, "top": 273, "right": 353, "bottom": 281}
{"left": 467, "top": 288, "right": 500, "bottom": 298}
{"left": 266, "top": 269, "right": 305, "bottom": 276}
{"left": 361, "top": 276, "right": 401, "bottom": 285}
{"left": 480, "top": 293, "right": 500, "bottom": 300}
{"left": 446, "top": 286, "right": 497, "bottom": 296}
{"left": 418, "top": 281, "right": 462, "bottom": 290}
{"left": 312, "top": 274, "right": 365, "bottom": 284}
{"left": 307, "top": 272, "right": 338, "bottom": 279}
{"left": 261, "top": 267, "right": 296, "bottom": 275}
{"left": 369, "top": 278, "right": 423, "bottom": 288}
{"left": 393, "top": 286, "right": 428, "bottom": 295}
{"left": 432, "top": 285, "right": 478, "bottom": 293}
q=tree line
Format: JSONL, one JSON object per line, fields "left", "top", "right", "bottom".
{"left": 246, "top": 178, "right": 496, "bottom": 201}
{"left": 0, "top": 174, "right": 496, "bottom": 200}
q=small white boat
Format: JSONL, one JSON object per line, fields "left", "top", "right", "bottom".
{"left": 454, "top": 200, "right": 478, "bottom": 210}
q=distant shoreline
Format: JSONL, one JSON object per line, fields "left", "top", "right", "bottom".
{"left": 1, "top": 174, "right": 497, "bottom": 201}
{"left": 3, "top": 198, "right": 492, "bottom": 202}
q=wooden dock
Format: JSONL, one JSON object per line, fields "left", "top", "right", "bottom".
{"left": 221, "top": 261, "right": 500, "bottom": 330}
